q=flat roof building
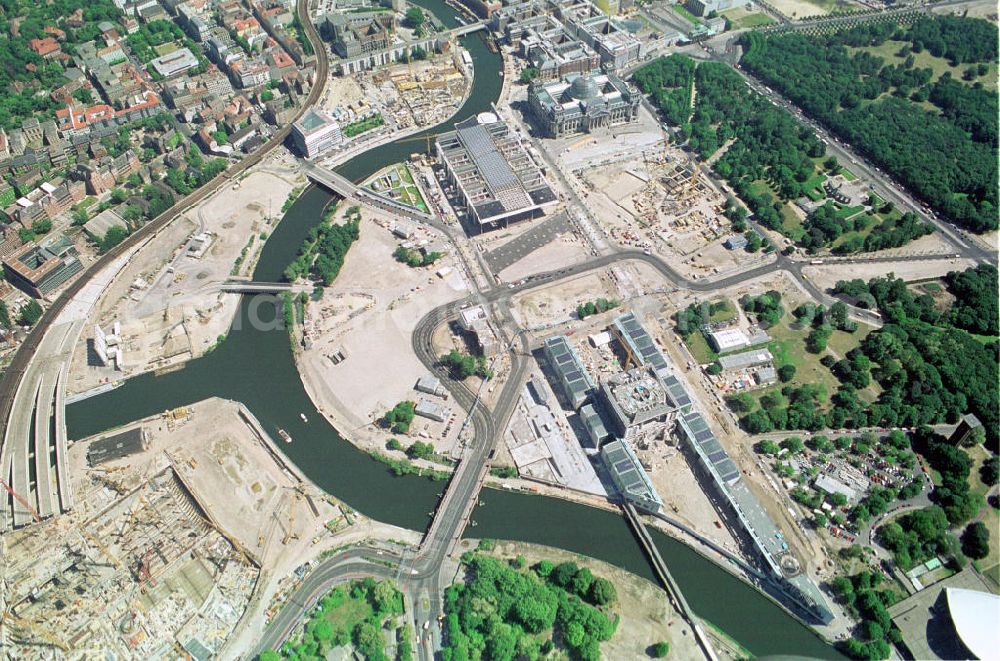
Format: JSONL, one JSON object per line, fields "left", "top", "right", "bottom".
{"left": 813, "top": 474, "right": 858, "bottom": 503}
{"left": 291, "top": 108, "right": 343, "bottom": 158}
{"left": 708, "top": 327, "right": 750, "bottom": 352}
{"left": 676, "top": 409, "right": 833, "bottom": 623}
{"left": 612, "top": 311, "right": 669, "bottom": 375}
{"left": 82, "top": 208, "right": 127, "bottom": 243}
{"left": 3, "top": 238, "right": 84, "bottom": 298}
{"left": 601, "top": 439, "right": 662, "bottom": 513}
{"left": 717, "top": 348, "right": 773, "bottom": 371}
{"left": 579, "top": 403, "right": 609, "bottom": 450}
{"left": 415, "top": 375, "right": 447, "bottom": 398}
{"left": 436, "top": 110, "right": 557, "bottom": 228}
{"left": 150, "top": 47, "right": 199, "bottom": 78}
{"left": 87, "top": 427, "right": 146, "bottom": 466}
{"left": 415, "top": 398, "right": 449, "bottom": 422}
{"left": 542, "top": 334, "right": 594, "bottom": 409}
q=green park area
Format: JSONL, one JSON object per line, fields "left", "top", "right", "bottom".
{"left": 343, "top": 113, "right": 386, "bottom": 138}
{"left": 441, "top": 550, "right": 620, "bottom": 661}
{"left": 153, "top": 41, "right": 180, "bottom": 57}
{"left": 367, "top": 164, "right": 429, "bottom": 212}
{"left": 847, "top": 39, "right": 997, "bottom": 92}
{"left": 262, "top": 578, "right": 412, "bottom": 661}
{"left": 720, "top": 7, "right": 775, "bottom": 30}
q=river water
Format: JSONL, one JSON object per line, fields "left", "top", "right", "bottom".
{"left": 65, "top": 7, "right": 837, "bottom": 658}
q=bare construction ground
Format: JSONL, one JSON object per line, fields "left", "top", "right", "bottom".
{"left": 1, "top": 396, "right": 418, "bottom": 658}
{"left": 297, "top": 204, "right": 468, "bottom": 456}
{"left": 67, "top": 162, "right": 303, "bottom": 395}
{"left": 473, "top": 540, "right": 703, "bottom": 661}
{"left": 509, "top": 271, "right": 618, "bottom": 329}
{"left": 578, "top": 151, "right": 772, "bottom": 280}
{"left": 803, "top": 256, "right": 976, "bottom": 292}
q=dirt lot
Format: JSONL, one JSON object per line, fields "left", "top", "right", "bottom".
{"left": 510, "top": 271, "right": 618, "bottom": 329}
{"left": 476, "top": 540, "right": 703, "bottom": 661}
{"left": 803, "top": 256, "right": 976, "bottom": 292}
{"left": 298, "top": 204, "right": 468, "bottom": 456}
{"left": 768, "top": 0, "right": 864, "bottom": 17}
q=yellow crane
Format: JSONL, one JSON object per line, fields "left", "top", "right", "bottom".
{"left": 397, "top": 132, "right": 443, "bottom": 156}
{"left": 282, "top": 492, "right": 301, "bottom": 545}
{"left": 2, "top": 611, "right": 69, "bottom": 652}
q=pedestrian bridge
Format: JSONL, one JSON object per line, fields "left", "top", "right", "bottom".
{"left": 221, "top": 280, "right": 290, "bottom": 293}
{"left": 301, "top": 161, "right": 434, "bottom": 222}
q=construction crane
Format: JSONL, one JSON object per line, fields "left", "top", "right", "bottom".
{"left": 397, "top": 132, "right": 442, "bottom": 156}
{"left": 137, "top": 548, "right": 157, "bottom": 588}
{"left": 0, "top": 477, "right": 41, "bottom": 524}
{"left": 282, "top": 492, "right": 300, "bottom": 545}
{"left": 1, "top": 612, "right": 69, "bottom": 652}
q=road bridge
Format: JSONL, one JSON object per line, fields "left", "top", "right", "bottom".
{"left": 219, "top": 280, "right": 304, "bottom": 294}
{"left": 1, "top": 317, "right": 81, "bottom": 530}
{"left": 301, "top": 161, "right": 434, "bottom": 222}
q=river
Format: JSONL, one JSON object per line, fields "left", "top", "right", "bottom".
{"left": 65, "top": 6, "right": 838, "bottom": 658}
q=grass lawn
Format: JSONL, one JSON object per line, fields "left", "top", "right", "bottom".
{"left": 708, "top": 299, "right": 737, "bottom": 324}
{"left": 154, "top": 41, "right": 180, "bottom": 57}
{"left": 760, "top": 319, "right": 846, "bottom": 404}
{"left": 322, "top": 590, "right": 373, "bottom": 637}
{"left": 834, "top": 204, "right": 867, "bottom": 219}
{"left": 683, "top": 330, "right": 718, "bottom": 364}
{"left": 343, "top": 113, "right": 385, "bottom": 138}
{"left": 749, "top": 179, "right": 778, "bottom": 202}
{"left": 802, "top": 172, "right": 826, "bottom": 193}
{"left": 839, "top": 168, "right": 857, "bottom": 181}
{"left": 721, "top": 7, "right": 776, "bottom": 29}
{"left": 780, "top": 204, "right": 805, "bottom": 240}
{"left": 976, "top": 513, "right": 1000, "bottom": 590}
{"left": 849, "top": 40, "right": 998, "bottom": 91}
{"left": 671, "top": 3, "right": 702, "bottom": 25}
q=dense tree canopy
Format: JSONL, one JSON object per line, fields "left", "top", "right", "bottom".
{"left": 739, "top": 18, "right": 999, "bottom": 232}
{"left": 442, "top": 555, "right": 617, "bottom": 661}
{"left": 943, "top": 264, "right": 998, "bottom": 336}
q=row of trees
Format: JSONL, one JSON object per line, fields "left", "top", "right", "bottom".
{"left": 739, "top": 19, "right": 999, "bottom": 233}
{"left": 830, "top": 570, "right": 900, "bottom": 660}
{"left": 441, "top": 554, "right": 618, "bottom": 661}
{"left": 576, "top": 298, "right": 620, "bottom": 320}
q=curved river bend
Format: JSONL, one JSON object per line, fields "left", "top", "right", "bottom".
{"left": 67, "top": 5, "right": 838, "bottom": 657}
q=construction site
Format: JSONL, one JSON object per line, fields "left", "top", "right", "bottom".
{"left": 372, "top": 53, "right": 471, "bottom": 130}
{"left": 0, "top": 398, "right": 352, "bottom": 659}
